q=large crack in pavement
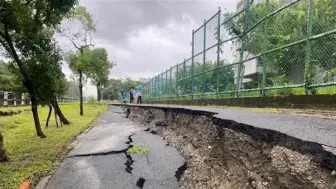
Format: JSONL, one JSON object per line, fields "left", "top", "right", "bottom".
{"left": 43, "top": 105, "right": 186, "bottom": 189}
{"left": 141, "top": 126, "right": 188, "bottom": 184}
{"left": 67, "top": 134, "right": 136, "bottom": 175}
{"left": 174, "top": 162, "right": 187, "bottom": 182}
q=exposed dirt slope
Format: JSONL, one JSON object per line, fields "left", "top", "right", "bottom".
{"left": 128, "top": 106, "right": 336, "bottom": 189}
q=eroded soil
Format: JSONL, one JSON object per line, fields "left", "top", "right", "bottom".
{"left": 128, "top": 107, "right": 336, "bottom": 189}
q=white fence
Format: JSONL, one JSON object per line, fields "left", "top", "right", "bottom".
{"left": 0, "top": 91, "right": 80, "bottom": 107}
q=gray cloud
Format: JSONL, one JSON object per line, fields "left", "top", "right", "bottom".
{"left": 61, "top": 0, "right": 237, "bottom": 97}
{"left": 81, "top": 0, "right": 235, "bottom": 44}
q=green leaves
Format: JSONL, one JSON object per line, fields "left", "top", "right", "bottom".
{"left": 0, "top": 0, "right": 78, "bottom": 104}
{"left": 85, "top": 48, "right": 115, "bottom": 86}
{"left": 223, "top": 0, "right": 336, "bottom": 86}
{"left": 102, "top": 78, "right": 143, "bottom": 100}
{"left": 58, "top": 6, "right": 96, "bottom": 50}
{"left": 66, "top": 47, "right": 115, "bottom": 86}
{"left": 71, "top": 6, "right": 96, "bottom": 32}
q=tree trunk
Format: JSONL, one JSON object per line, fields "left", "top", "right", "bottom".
{"left": 59, "top": 114, "right": 63, "bottom": 127}
{"left": 54, "top": 106, "right": 59, "bottom": 128}
{"left": 31, "top": 97, "right": 46, "bottom": 138}
{"left": 97, "top": 83, "right": 101, "bottom": 101}
{"left": 45, "top": 104, "right": 52, "bottom": 128}
{"left": 79, "top": 69, "right": 84, "bottom": 116}
{"left": 0, "top": 130, "right": 8, "bottom": 162}
{"left": 51, "top": 100, "right": 70, "bottom": 125}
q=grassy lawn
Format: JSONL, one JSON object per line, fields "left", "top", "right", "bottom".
{"left": 0, "top": 103, "right": 106, "bottom": 189}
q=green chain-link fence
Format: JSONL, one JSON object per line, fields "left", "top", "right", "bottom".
{"left": 143, "top": 0, "right": 336, "bottom": 101}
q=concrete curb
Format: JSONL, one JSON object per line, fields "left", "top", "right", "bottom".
{"left": 34, "top": 175, "right": 51, "bottom": 189}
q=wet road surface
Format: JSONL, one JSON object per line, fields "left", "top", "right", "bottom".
{"left": 43, "top": 105, "right": 185, "bottom": 189}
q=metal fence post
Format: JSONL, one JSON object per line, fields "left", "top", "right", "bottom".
{"left": 157, "top": 74, "right": 159, "bottom": 99}
{"left": 176, "top": 63, "right": 179, "bottom": 98}
{"left": 161, "top": 73, "right": 164, "bottom": 99}
{"left": 165, "top": 69, "right": 168, "bottom": 99}
{"left": 183, "top": 59, "right": 186, "bottom": 96}
{"left": 191, "top": 29, "right": 195, "bottom": 99}
{"left": 144, "top": 82, "right": 146, "bottom": 101}
{"left": 203, "top": 19, "right": 207, "bottom": 97}
{"left": 169, "top": 67, "right": 172, "bottom": 99}
{"left": 151, "top": 78, "right": 153, "bottom": 101}
{"left": 152, "top": 76, "right": 155, "bottom": 100}
{"left": 235, "top": 0, "right": 250, "bottom": 98}
{"left": 155, "top": 75, "right": 157, "bottom": 100}
{"left": 148, "top": 79, "right": 151, "bottom": 101}
{"left": 151, "top": 79, "right": 153, "bottom": 100}
{"left": 216, "top": 7, "right": 221, "bottom": 98}
{"left": 261, "top": 0, "right": 269, "bottom": 97}
{"left": 158, "top": 74, "right": 161, "bottom": 99}
{"left": 159, "top": 73, "right": 162, "bottom": 99}
{"left": 157, "top": 75, "right": 159, "bottom": 100}
{"left": 305, "top": 0, "right": 314, "bottom": 95}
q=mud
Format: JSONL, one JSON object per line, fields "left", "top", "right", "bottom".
{"left": 128, "top": 106, "right": 336, "bottom": 189}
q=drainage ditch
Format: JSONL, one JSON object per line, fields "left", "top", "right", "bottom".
{"left": 127, "top": 106, "right": 336, "bottom": 189}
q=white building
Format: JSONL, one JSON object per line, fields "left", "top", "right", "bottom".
{"left": 139, "top": 78, "right": 150, "bottom": 83}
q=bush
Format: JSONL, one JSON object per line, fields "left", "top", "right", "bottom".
{"left": 87, "top": 96, "right": 96, "bottom": 105}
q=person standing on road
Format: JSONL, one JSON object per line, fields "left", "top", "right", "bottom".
{"left": 120, "top": 89, "right": 126, "bottom": 104}
{"left": 129, "top": 89, "right": 134, "bottom": 103}
{"left": 137, "top": 87, "right": 142, "bottom": 104}
{"left": 132, "top": 89, "right": 137, "bottom": 104}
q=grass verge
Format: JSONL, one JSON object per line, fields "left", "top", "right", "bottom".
{"left": 221, "top": 106, "right": 280, "bottom": 113}
{"left": 0, "top": 102, "right": 106, "bottom": 189}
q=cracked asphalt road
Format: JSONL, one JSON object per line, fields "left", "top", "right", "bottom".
{"left": 43, "top": 106, "right": 185, "bottom": 189}
{"left": 127, "top": 104, "right": 336, "bottom": 155}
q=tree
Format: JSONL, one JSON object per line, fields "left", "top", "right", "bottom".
{"left": 46, "top": 76, "right": 70, "bottom": 127}
{"left": 59, "top": 6, "right": 96, "bottom": 115}
{"left": 101, "top": 78, "right": 123, "bottom": 100}
{"left": 50, "top": 73, "right": 70, "bottom": 125}
{"left": 0, "top": 0, "right": 77, "bottom": 137}
{"left": 1, "top": 60, "right": 70, "bottom": 127}
{"left": 0, "top": 61, "right": 17, "bottom": 91}
{"left": 85, "top": 48, "right": 115, "bottom": 101}
{"left": 66, "top": 81, "right": 80, "bottom": 98}
{"left": 102, "top": 77, "right": 143, "bottom": 100}
{"left": 174, "top": 60, "right": 235, "bottom": 95}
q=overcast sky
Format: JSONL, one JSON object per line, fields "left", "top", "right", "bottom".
{"left": 59, "top": 0, "right": 237, "bottom": 98}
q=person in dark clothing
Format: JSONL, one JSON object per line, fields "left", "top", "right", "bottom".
{"left": 129, "top": 90, "right": 134, "bottom": 103}
{"left": 136, "top": 88, "right": 142, "bottom": 104}
{"left": 137, "top": 95, "right": 142, "bottom": 104}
